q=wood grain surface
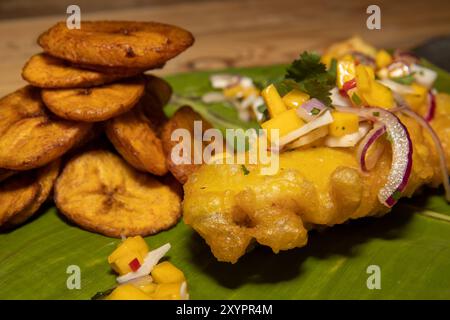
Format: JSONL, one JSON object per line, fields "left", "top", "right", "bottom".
{"left": 0, "top": 0, "right": 449, "bottom": 96}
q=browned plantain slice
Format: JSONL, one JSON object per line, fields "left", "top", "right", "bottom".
{"left": 54, "top": 149, "right": 181, "bottom": 237}
{"left": 161, "top": 106, "right": 213, "bottom": 184}
{"left": 0, "top": 86, "right": 92, "bottom": 170}
{"left": 106, "top": 93, "right": 168, "bottom": 176}
{"left": 0, "top": 171, "right": 39, "bottom": 226}
{"left": 38, "top": 21, "right": 194, "bottom": 69}
{"left": 144, "top": 74, "right": 172, "bottom": 107}
{"left": 0, "top": 169, "right": 16, "bottom": 182}
{"left": 41, "top": 77, "right": 145, "bottom": 122}
{"left": 22, "top": 53, "right": 140, "bottom": 89}
{"left": 7, "top": 160, "right": 60, "bottom": 226}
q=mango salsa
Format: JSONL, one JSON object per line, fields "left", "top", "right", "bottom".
{"left": 329, "top": 112, "right": 359, "bottom": 137}
{"left": 151, "top": 261, "right": 186, "bottom": 284}
{"left": 261, "top": 84, "right": 287, "bottom": 118}
{"left": 336, "top": 56, "right": 356, "bottom": 89}
{"left": 261, "top": 108, "right": 305, "bottom": 139}
{"left": 375, "top": 50, "right": 392, "bottom": 69}
{"left": 282, "top": 89, "right": 310, "bottom": 108}
{"left": 108, "top": 236, "right": 149, "bottom": 275}
{"left": 355, "top": 64, "right": 394, "bottom": 109}
{"left": 403, "top": 83, "right": 428, "bottom": 111}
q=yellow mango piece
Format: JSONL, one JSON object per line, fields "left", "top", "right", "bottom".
{"left": 362, "top": 82, "right": 394, "bottom": 109}
{"left": 108, "top": 236, "right": 148, "bottom": 275}
{"left": 223, "top": 85, "right": 242, "bottom": 98}
{"left": 375, "top": 50, "right": 393, "bottom": 69}
{"left": 109, "top": 251, "right": 144, "bottom": 275}
{"left": 108, "top": 236, "right": 149, "bottom": 263}
{"left": 403, "top": 83, "right": 428, "bottom": 111}
{"left": 355, "top": 64, "right": 375, "bottom": 92}
{"left": 282, "top": 89, "right": 310, "bottom": 108}
{"left": 138, "top": 283, "right": 158, "bottom": 294}
{"left": 262, "top": 84, "right": 287, "bottom": 118}
{"left": 151, "top": 261, "right": 186, "bottom": 284}
{"left": 107, "top": 284, "right": 153, "bottom": 300}
{"left": 152, "top": 283, "right": 183, "bottom": 300}
{"left": 329, "top": 112, "right": 359, "bottom": 137}
{"left": 337, "top": 57, "right": 356, "bottom": 89}
{"left": 261, "top": 108, "right": 305, "bottom": 139}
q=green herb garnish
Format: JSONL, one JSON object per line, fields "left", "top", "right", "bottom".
{"left": 241, "top": 165, "right": 250, "bottom": 175}
{"left": 391, "top": 190, "right": 402, "bottom": 201}
{"left": 310, "top": 107, "right": 321, "bottom": 115}
{"left": 275, "top": 52, "right": 336, "bottom": 106}
{"left": 91, "top": 287, "right": 115, "bottom": 300}
{"left": 373, "top": 111, "right": 380, "bottom": 117}
{"left": 351, "top": 93, "right": 362, "bottom": 105}
{"left": 391, "top": 74, "right": 415, "bottom": 85}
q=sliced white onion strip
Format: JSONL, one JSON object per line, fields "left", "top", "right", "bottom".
{"left": 336, "top": 107, "right": 412, "bottom": 207}
{"left": 356, "top": 123, "right": 386, "bottom": 172}
{"left": 400, "top": 108, "right": 450, "bottom": 202}
{"left": 378, "top": 79, "right": 415, "bottom": 95}
{"left": 325, "top": 122, "right": 371, "bottom": 148}
{"left": 331, "top": 87, "right": 351, "bottom": 107}
{"left": 117, "top": 243, "right": 171, "bottom": 284}
{"left": 286, "top": 126, "right": 329, "bottom": 149}
{"left": 180, "top": 282, "right": 189, "bottom": 300}
{"left": 202, "top": 92, "right": 226, "bottom": 104}
{"left": 210, "top": 74, "right": 241, "bottom": 89}
{"left": 276, "top": 110, "right": 334, "bottom": 148}
{"left": 411, "top": 64, "right": 437, "bottom": 88}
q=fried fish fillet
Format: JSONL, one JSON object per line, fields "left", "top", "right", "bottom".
{"left": 0, "top": 86, "right": 91, "bottom": 170}
{"left": 183, "top": 112, "right": 445, "bottom": 263}
{"left": 22, "top": 53, "right": 139, "bottom": 89}
{"left": 54, "top": 150, "right": 181, "bottom": 237}
{"left": 41, "top": 77, "right": 145, "bottom": 122}
{"left": 38, "top": 21, "right": 194, "bottom": 69}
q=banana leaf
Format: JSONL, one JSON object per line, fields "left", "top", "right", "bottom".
{"left": 1, "top": 64, "right": 450, "bottom": 300}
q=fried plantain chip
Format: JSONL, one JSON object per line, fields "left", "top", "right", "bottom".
{"left": 0, "top": 169, "right": 16, "bottom": 182}
{"left": 41, "top": 77, "right": 145, "bottom": 122}
{"left": 0, "top": 171, "right": 39, "bottom": 226}
{"left": 106, "top": 93, "right": 168, "bottom": 176}
{"left": 22, "top": 53, "right": 140, "bottom": 89}
{"left": 54, "top": 150, "right": 181, "bottom": 237}
{"left": 0, "top": 86, "right": 92, "bottom": 170}
{"left": 161, "top": 106, "right": 213, "bottom": 184}
{"left": 144, "top": 74, "right": 172, "bottom": 107}
{"left": 38, "top": 21, "right": 194, "bottom": 69}
{"left": 7, "top": 160, "right": 60, "bottom": 226}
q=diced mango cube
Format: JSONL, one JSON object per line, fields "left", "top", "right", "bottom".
{"left": 151, "top": 261, "right": 186, "bottom": 284}
{"left": 337, "top": 57, "right": 356, "bottom": 89}
{"left": 138, "top": 283, "right": 158, "bottom": 294}
{"left": 362, "top": 82, "right": 394, "bottom": 109}
{"left": 152, "top": 283, "right": 183, "bottom": 300}
{"left": 329, "top": 112, "right": 359, "bottom": 137}
{"left": 403, "top": 83, "right": 428, "bottom": 111}
{"left": 282, "top": 89, "right": 310, "bottom": 108}
{"left": 108, "top": 236, "right": 149, "bottom": 275}
{"left": 261, "top": 108, "right": 305, "bottom": 139}
{"left": 355, "top": 64, "right": 375, "bottom": 92}
{"left": 262, "top": 84, "right": 287, "bottom": 118}
{"left": 376, "top": 50, "right": 393, "bottom": 69}
{"left": 107, "top": 284, "right": 153, "bottom": 300}
{"left": 223, "top": 85, "right": 259, "bottom": 99}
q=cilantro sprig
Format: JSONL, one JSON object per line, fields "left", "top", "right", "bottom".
{"left": 275, "top": 52, "right": 336, "bottom": 106}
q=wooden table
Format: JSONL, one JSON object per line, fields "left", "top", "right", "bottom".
{"left": 0, "top": 0, "right": 449, "bottom": 96}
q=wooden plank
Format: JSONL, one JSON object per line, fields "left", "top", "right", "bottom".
{"left": 0, "top": 0, "right": 449, "bottom": 96}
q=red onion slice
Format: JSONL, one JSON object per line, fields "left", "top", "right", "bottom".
{"left": 297, "top": 98, "right": 327, "bottom": 122}
{"left": 357, "top": 123, "right": 386, "bottom": 172}
{"left": 400, "top": 108, "right": 450, "bottom": 202}
{"left": 424, "top": 90, "right": 436, "bottom": 122}
{"left": 336, "top": 106, "right": 413, "bottom": 207}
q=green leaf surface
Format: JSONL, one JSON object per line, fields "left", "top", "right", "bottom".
{"left": 1, "top": 64, "right": 450, "bottom": 300}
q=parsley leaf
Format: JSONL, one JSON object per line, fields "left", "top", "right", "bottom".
{"left": 277, "top": 52, "right": 336, "bottom": 106}
{"left": 241, "top": 165, "right": 250, "bottom": 175}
